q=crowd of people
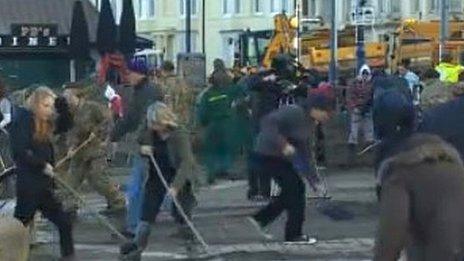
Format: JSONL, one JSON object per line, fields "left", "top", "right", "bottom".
{"left": 0, "top": 51, "right": 463, "bottom": 260}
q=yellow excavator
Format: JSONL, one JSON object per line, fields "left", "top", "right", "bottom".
{"left": 238, "top": 13, "right": 387, "bottom": 74}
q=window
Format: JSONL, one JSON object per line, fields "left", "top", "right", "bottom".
{"left": 282, "top": 0, "right": 289, "bottom": 13}
{"left": 136, "top": 0, "right": 143, "bottom": 18}
{"left": 309, "top": 0, "right": 316, "bottom": 17}
{"left": 222, "top": 0, "right": 240, "bottom": 15}
{"left": 345, "top": 0, "right": 352, "bottom": 21}
{"left": 391, "top": 0, "right": 401, "bottom": 13}
{"left": 377, "top": 0, "right": 386, "bottom": 14}
{"left": 429, "top": 0, "right": 438, "bottom": 13}
{"left": 411, "top": 0, "right": 420, "bottom": 12}
{"left": 148, "top": 0, "right": 155, "bottom": 18}
{"left": 234, "top": 0, "right": 241, "bottom": 14}
{"left": 450, "top": 0, "right": 462, "bottom": 12}
{"left": 321, "top": 0, "right": 332, "bottom": 21}
{"left": 222, "top": 0, "right": 230, "bottom": 14}
{"left": 253, "top": 0, "right": 263, "bottom": 13}
{"left": 180, "top": 0, "right": 197, "bottom": 16}
{"left": 191, "top": 0, "right": 197, "bottom": 14}
{"left": 271, "top": 0, "right": 290, "bottom": 13}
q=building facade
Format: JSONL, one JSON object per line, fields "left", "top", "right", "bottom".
{"left": 92, "top": 0, "right": 464, "bottom": 71}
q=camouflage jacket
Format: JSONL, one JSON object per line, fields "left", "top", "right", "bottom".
{"left": 67, "top": 101, "right": 111, "bottom": 158}
{"left": 159, "top": 75, "right": 195, "bottom": 127}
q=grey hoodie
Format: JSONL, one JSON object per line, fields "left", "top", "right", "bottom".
{"left": 255, "top": 105, "right": 316, "bottom": 177}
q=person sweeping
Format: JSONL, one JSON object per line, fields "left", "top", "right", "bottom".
{"left": 9, "top": 87, "right": 75, "bottom": 260}
{"left": 120, "top": 102, "right": 200, "bottom": 259}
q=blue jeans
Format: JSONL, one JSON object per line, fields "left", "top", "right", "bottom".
{"left": 126, "top": 155, "right": 147, "bottom": 233}
{"left": 125, "top": 155, "right": 173, "bottom": 233}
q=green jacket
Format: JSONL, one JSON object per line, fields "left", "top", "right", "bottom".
{"left": 196, "top": 84, "right": 244, "bottom": 127}
{"left": 138, "top": 127, "right": 200, "bottom": 190}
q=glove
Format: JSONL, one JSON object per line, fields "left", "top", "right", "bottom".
{"left": 109, "top": 95, "right": 123, "bottom": 118}
{"left": 282, "top": 143, "right": 296, "bottom": 157}
{"left": 140, "top": 145, "right": 153, "bottom": 156}
{"left": 43, "top": 163, "right": 55, "bottom": 177}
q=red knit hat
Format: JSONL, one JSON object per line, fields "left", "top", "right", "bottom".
{"left": 308, "top": 82, "right": 336, "bottom": 111}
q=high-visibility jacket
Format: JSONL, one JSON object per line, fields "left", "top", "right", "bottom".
{"left": 435, "top": 62, "right": 464, "bottom": 84}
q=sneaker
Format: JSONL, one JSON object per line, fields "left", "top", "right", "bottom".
{"left": 246, "top": 216, "right": 273, "bottom": 240}
{"left": 119, "top": 242, "right": 141, "bottom": 261}
{"left": 284, "top": 235, "right": 317, "bottom": 245}
{"left": 309, "top": 179, "right": 328, "bottom": 198}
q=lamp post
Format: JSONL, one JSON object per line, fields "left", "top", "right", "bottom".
{"left": 186, "top": 0, "right": 192, "bottom": 53}
{"left": 440, "top": 0, "right": 449, "bottom": 61}
{"left": 355, "top": 0, "right": 366, "bottom": 72}
{"left": 329, "top": 0, "right": 337, "bottom": 85}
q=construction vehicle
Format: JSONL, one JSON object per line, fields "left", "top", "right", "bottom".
{"left": 299, "top": 27, "right": 386, "bottom": 72}
{"left": 391, "top": 19, "right": 464, "bottom": 73}
{"left": 238, "top": 14, "right": 294, "bottom": 69}
{"left": 238, "top": 13, "right": 387, "bottom": 75}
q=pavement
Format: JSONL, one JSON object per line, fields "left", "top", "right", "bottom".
{"left": 24, "top": 167, "right": 378, "bottom": 260}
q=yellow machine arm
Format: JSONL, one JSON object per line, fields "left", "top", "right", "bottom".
{"left": 262, "top": 14, "right": 296, "bottom": 68}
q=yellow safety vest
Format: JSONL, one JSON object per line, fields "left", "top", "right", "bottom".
{"left": 435, "top": 63, "right": 464, "bottom": 84}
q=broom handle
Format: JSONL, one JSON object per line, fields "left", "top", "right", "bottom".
{"left": 148, "top": 154, "right": 210, "bottom": 252}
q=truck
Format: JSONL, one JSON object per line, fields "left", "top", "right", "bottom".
{"left": 391, "top": 19, "right": 464, "bottom": 73}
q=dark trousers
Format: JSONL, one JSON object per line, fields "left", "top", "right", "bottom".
{"left": 248, "top": 152, "right": 271, "bottom": 197}
{"left": 141, "top": 167, "right": 175, "bottom": 223}
{"left": 14, "top": 183, "right": 74, "bottom": 257}
{"left": 315, "top": 123, "right": 326, "bottom": 166}
{"left": 253, "top": 155, "right": 306, "bottom": 240}
{"left": 171, "top": 181, "right": 196, "bottom": 225}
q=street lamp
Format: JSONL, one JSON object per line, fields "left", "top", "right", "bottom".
{"left": 440, "top": 0, "right": 449, "bottom": 61}
{"left": 186, "top": 0, "right": 191, "bottom": 53}
{"left": 329, "top": 0, "right": 337, "bottom": 85}
{"left": 356, "top": 0, "right": 366, "bottom": 73}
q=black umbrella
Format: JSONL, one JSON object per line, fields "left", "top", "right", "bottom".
{"left": 119, "top": 0, "right": 136, "bottom": 58}
{"left": 69, "top": 0, "right": 90, "bottom": 80}
{"left": 96, "top": 0, "right": 117, "bottom": 54}
{"left": 69, "top": 0, "right": 90, "bottom": 59}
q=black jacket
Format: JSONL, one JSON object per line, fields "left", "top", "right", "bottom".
{"left": 9, "top": 108, "right": 55, "bottom": 188}
{"left": 111, "top": 79, "right": 163, "bottom": 142}
{"left": 418, "top": 95, "right": 464, "bottom": 159}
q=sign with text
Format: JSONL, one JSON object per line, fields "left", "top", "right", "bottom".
{"left": 177, "top": 53, "right": 206, "bottom": 88}
{"left": 11, "top": 24, "right": 58, "bottom": 38}
{"left": 0, "top": 35, "right": 68, "bottom": 48}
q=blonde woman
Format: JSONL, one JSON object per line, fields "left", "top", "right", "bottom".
{"left": 9, "top": 87, "right": 75, "bottom": 260}
{"left": 121, "top": 101, "right": 199, "bottom": 258}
